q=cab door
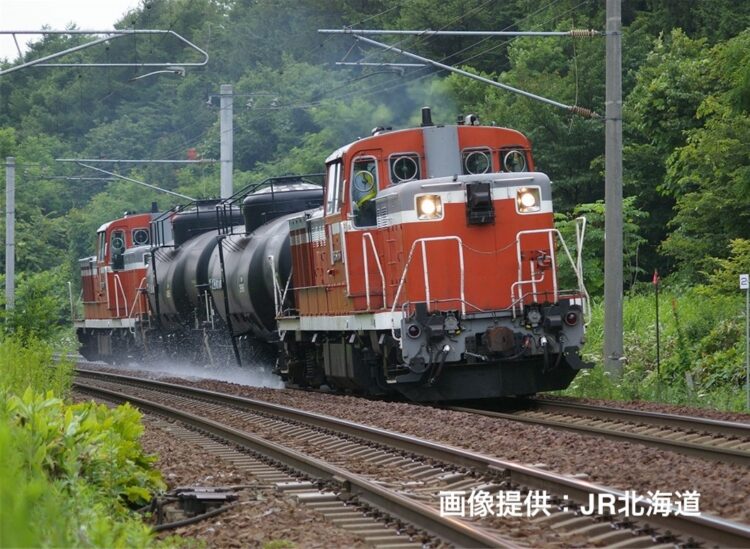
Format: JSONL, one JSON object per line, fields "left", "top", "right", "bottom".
{"left": 317, "top": 160, "right": 345, "bottom": 313}
{"left": 342, "top": 152, "right": 386, "bottom": 311}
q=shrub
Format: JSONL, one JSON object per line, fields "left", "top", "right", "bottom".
{"left": 564, "top": 282, "right": 748, "bottom": 411}
{"left": 0, "top": 333, "right": 73, "bottom": 398}
{"left": 0, "top": 390, "right": 164, "bottom": 547}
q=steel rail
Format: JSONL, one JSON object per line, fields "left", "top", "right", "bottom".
{"left": 73, "top": 378, "right": 516, "bottom": 548}
{"left": 74, "top": 367, "right": 750, "bottom": 548}
{"left": 448, "top": 403, "right": 750, "bottom": 467}
{"left": 530, "top": 399, "right": 750, "bottom": 438}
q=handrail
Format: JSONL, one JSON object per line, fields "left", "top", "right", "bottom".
{"left": 126, "top": 277, "right": 149, "bottom": 335}
{"left": 127, "top": 277, "right": 148, "bottom": 320}
{"left": 268, "top": 254, "right": 294, "bottom": 318}
{"left": 113, "top": 273, "right": 129, "bottom": 319}
{"left": 268, "top": 254, "right": 294, "bottom": 341}
{"left": 390, "top": 236, "right": 466, "bottom": 327}
{"left": 513, "top": 228, "right": 590, "bottom": 319}
{"left": 361, "top": 232, "right": 387, "bottom": 310}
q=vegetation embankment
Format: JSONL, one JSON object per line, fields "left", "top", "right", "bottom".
{"left": 561, "top": 240, "right": 750, "bottom": 411}
{"left": 0, "top": 333, "right": 170, "bottom": 547}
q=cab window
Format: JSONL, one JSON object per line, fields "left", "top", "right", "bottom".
{"left": 351, "top": 157, "right": 378, "bottom": 228}
{"left": 500, "top": 148, "right": 528, "bottom": 172}
{"left": 389, "top": 153, "right": 421, "bottom": 184}
{"left": 132, "top": 228, "right": 150, "bottom": 246}
{"left": 462, "top": 148, "right": 493, "bottom": 175}
{"left": 325, "top": 161, "right": 343, "bottom": 215}
{"left": 110, "top": 230, "right": 126, "bottom": 270}
{"left": 97, "top": 231, "right": 106, "bottom": 262}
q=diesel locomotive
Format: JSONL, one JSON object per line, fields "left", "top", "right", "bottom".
{"left": 75, "top": 108, "right": 590, "bottom": 401}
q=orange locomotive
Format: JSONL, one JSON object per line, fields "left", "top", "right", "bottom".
{"left": 278, "top": 108, "right": 590, "bottom": 399}
{"left": 76, "top": 108, "right": 590, "bottom": 400}
{"left": 76, "top": 208, "right": 155, "bottom": 360}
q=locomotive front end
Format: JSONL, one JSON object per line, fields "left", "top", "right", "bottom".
{"left": 376, "top": 169, "right": 590, "bottom": 400}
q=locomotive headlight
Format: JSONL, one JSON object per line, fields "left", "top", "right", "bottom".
{"left": 416, "top": 194, "right": 442, "bottom": 220}
{"left": 516, "top": 187, "right": 541, "bottom": 213}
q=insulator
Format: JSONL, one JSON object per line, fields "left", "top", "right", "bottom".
{"left": 569, "top": 105, "right": 600, "bottom": 119}
{"left": 569, "top": 28, "right": 600, "bottom": 38}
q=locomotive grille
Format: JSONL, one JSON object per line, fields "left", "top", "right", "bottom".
{"left": 376, "top": 195, "right": 398, "bottom": 228}
{"left": 310, "top": 219, "right": 326, "bottom": 245}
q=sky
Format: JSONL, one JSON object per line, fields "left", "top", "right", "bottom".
{"left": 0, "top": 0, "right": 141, "bottom": 61}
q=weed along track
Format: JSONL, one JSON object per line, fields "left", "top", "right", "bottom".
{"left": 74, "top": 368, "right": 750, "bottom": 547}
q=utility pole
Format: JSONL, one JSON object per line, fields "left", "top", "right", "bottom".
{"left": 220, "top": 84, "right": 234, "bottom": 199}
{"left": 604, "top": 0, "right": 624, "bottom": 376}
{"left": 5, "top": 157, "right": 15, "bottom": 312}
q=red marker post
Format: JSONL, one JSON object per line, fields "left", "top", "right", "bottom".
{"left": 741, "top": 273, "right": 749, "bottom": 410}
{"left": 653, "top": 269, "right": 661, "bottom": 391}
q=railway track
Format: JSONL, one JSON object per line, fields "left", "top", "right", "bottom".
{"left": 449, "top": 399, "right": 750, "bottom": 467}
{"left": 74, "top": 367, "right": 750, "bottom": 548}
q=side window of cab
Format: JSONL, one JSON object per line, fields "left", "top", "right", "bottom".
{"left": 97, "top": 231, "right": 106, "bottom": 262}
{"left": 110, "top": 230, "right": 126, "bottom": 270}
{"left": 351, "top": 157, "right": 378, "bottom": 228}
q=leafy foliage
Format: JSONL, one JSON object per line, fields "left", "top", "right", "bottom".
{"left": 0, "top": 335, "right": 167, "bottom": 547}
{"left": 567, "top": 281, "right": 747, "bottom": 411}
{"left": 0, "top": 392, "right": 163, "bottom": 547}
{"left": 556, "top": 197, "right": 647, "bottom": 295}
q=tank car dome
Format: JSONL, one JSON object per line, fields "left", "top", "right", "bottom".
{"left": 172, "top": 199, "right": 243, "bottom": 246}
{"left": 242, "top": 181, "right": 323, "bottom": 233}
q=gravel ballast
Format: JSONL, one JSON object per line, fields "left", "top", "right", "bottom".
{"left": 138, "top": 415, "right": 367, "bottom": 548}
{"left": 87, "top": 365, "right": 750, "bottom": 524}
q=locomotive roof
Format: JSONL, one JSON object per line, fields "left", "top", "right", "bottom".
{"left": 96, "top": 212, "right": 153, "bottom": 233}
{"left": 325, "top": 124, "right": 529, "bottom": 164}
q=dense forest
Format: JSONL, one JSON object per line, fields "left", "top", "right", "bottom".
{"left": 1, "top": 0, "right": 749, "bottom": 406}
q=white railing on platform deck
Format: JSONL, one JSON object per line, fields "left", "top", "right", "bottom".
{"left": 390, "top": 236, "right": 466, "bottom": 341}
{"left": 361, "top": 232, "right": 387, "bottom": 310}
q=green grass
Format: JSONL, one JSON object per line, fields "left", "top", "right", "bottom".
{"left": 0, "top": 333, "right": 74, "bottom": 398}
{"left": 558, "top": 285, "right": 750, "bottom": 413}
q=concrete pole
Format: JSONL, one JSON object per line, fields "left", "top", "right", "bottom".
{"left": 604, "top": 0, "right": 624, "bottom": 376}
{"left": 220, "top": 84, "right": 233, "bottom": 199}
{"left": 5, "top": 157, "right": 15, "bottom": 312}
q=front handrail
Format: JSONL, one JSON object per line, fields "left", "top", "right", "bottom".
{"left": 113, "top": 273, "right": 129, "bottom": 319}
{"left": 127, "top": 277, "right": 148, "bottom": 318}
{"left": 361, "top": 232, "right": 387, "bottom": 310}
{"left": 513, "top": 227, "right": 590, "bottom": 320}
{"left": 390, "top": 236, "right": 466, "bottom": 325}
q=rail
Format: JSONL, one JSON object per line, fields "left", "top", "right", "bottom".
{"left": 361, "top": 232, "right": 387, "bottom": 310}
{"left": 74, "top": 373, "right": 514, "bottom": 548}
{"left": 73, "top": 368, "right": 750, "bottom": 548}
{"left": 450, "top": 401, "right": 750, "bottom": 467}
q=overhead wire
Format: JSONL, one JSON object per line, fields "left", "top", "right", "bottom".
{"left": 85, "top": 0, "right": 590, "bottom": 163}
{"left": 154, "top": 0, "right": 585, "bottom": 159}
{"left": 241, "top": 0, "right": 570, "bottom": 114}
